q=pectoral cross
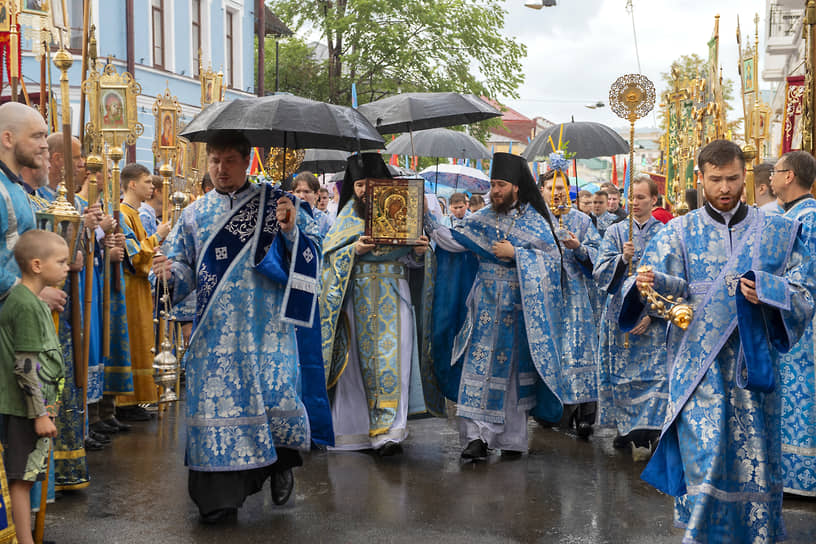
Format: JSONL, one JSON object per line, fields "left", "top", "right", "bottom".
{"left": 725, "top": 274, "right": 740, "bottom": 297}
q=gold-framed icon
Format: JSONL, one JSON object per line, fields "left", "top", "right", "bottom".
{"left": 364, "top": 178, "right": 425, "bottom": 246}
{"left": 84, "top": 63, "right": 143, "bottom": 148}
{"left": 151, "top": 86, "right": 182, "bottom": 164}
{"left": 200, "top": 67, "right": 223, "bottom": 106}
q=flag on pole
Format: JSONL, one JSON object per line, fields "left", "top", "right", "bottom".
{"left": 249, "top": 148, "right": 261, "bottom": 175}
{"left": 351, "top": 83, "right": 358, "bottom": 109}
{"left": 611, "top": 155, "right": 618, "bottom": 186}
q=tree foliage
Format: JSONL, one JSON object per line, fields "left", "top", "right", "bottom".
{"left": 268, "top": 0, "right": 526, "bottom": 106}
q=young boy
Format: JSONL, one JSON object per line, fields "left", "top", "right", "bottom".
{"left": 448, "top": 192, "right": 469, "bottom": 229}
{"left": 117, "top": 163, "right": 171, "bottom": 421}
{"left": 0, "top": 230, "right": 68, "bottom": 544}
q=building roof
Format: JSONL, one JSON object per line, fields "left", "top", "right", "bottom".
{"left": 265, "top": 7, "right": 293, "bottom": 37}
{"left": 481, "top": 97, "right": 537, "bottom": 145}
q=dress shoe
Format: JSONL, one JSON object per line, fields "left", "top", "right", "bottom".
{"left": 575, "top": 422, "right": 593, "bottom": 439}
{"left": 103, "top": 417, "right": 132, "bottom": 432}
{"left": 116, "top": 405, "right": 152, "bottom": 422}
{"left": 90, "top": 420, "right": 118, "bottom": 435}
{"left": 500, "top": 450, "right": 523, "bottom": 460}
{"left": 89, "top": 430, "right": 111, "bottom": 444}
{"left": 377, "top": 441, "right": 403, "bottom": 457}
{"left": 460, "top": 439, "right": 488, "bottom": 460}
{"left": 84, "top": 436, "right": 105, "bottom": 451}
{"left": 271, "top": 468, "right": 294, "bottom": 505}
{"left": 631, "top": 441, "right": 653, "bottom": 462}
{"left": 612, "top": 433, "right": 630, "bottom": 449}
{"left": 198, "top": 507, "right": 237, "bottom": 525}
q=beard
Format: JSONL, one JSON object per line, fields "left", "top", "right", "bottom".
{"left": 15, "top": 147, "right": 42, "bottom": 170}
{"left": 352, "top": 194, "right": 367, "bottom": 219}
{"left": 492, "top": 190, "right": 516, "bottom": 215}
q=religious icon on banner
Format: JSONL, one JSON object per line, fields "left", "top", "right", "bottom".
{"left": 158, "top": 109, "right": 176, "bottom": 149}
{"left": 175, "top": 137, "right": 187, "bottom": 177}
{"left": 100, "top": 88, "right": 127, "bottom": 130}
{"left": 743, "top": 57, "right": 755, "bottom": 94}
{"left": 364, "top": 178, "right": 425, "bottom": 245}
{"left": 22, "top": 0, "right": 45, "bottom": 15}
{"left": 0, "top": 1, "right": 10, "bottom": 32}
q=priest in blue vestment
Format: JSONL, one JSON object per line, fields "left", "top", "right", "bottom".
{"left": 593, "top": 175, "right": 666, "bottom": 458}
{"left": 769, "top": 150, "right": 816, "bottom": 497}
{"left": 321, "top": 154, "right": 439, "bottom": 456}
{"left": 426, "top": 152, "right": 565, "bottom": 460}
{"left": 622, "top": 140, "right": 816, "bottom": 543}
{"left": 539, "top": 168, "right": 600, "bottom": 438}
{"left": 154, "top": 132, "right": 328, "bottom": 523}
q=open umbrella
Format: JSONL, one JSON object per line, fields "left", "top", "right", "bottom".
{"left": 299, "top": 149, "right": 350, "bottom": 174}
{"left": 359, "top": 92, "right": 501, "bottom": 135}
{"left": 386, "top": 128, "right": 490, "bottom": 160}
{"left": 522, "top": 121, "right": 628, "bottom": 161}
{"left": 180, "top": 94, "right": 385, "bottom": 151}
{"left": 418, "top": 163, "right": 490, "bottom": 193}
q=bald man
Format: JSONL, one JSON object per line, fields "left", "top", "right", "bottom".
{"left": 37, "top": 132, "right": 85, "bottom": 202}
{"left": 0, "top": 103, "right": 66, "bottom": 310}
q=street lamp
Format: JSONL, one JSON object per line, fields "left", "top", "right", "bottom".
{"left": 524, "top": 0, "right": 557, "bottom": 9}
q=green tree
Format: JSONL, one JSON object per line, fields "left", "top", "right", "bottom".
{"left": 263, "top": 36, "right": 331, "bottom": 101}
{"left": 269, "top": 0, "right": 526, "bottom": 106}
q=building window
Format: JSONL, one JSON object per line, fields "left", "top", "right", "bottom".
{"left": 192, "top": 0, "right": 201, "bottom": 77}
{"left": 225, "top": 10, "right": 234, "bottom": 88}
{"left": 152, "top": 0, "right": 165, "bottom": 69}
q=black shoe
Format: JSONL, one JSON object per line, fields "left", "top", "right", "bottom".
{"left": 500, "top": 450, "right": 523, "bottom": 459}
{"left": 84, "top": 437, "right": 105, "bottom": 451}
{"left": 116, "top": 405, "right": 152, "bottom": 422}
{"left": 199, "top": 507, "right": 238, "bottom": 525}
{"left": 576, "top": 422, "right": 594, "bottom": 439}
{"left": 271, "top": 468, "right": 294, "bottom": 505}
{"left": 90, "top": 420, "right": 118, "bottom": 435}
{"left": 89, "top": 430, "right": 112, "bottom": 444}
{"left": 377, "top": 441, "right": 403, "bottom": 457}
{"left": 461, "top": 439, "right": 488, "bottom": 460}
{"left": 612, "top": 433, "right": 630, "bottom": 449}
{"left": 103, "top": 416, "right": 132, "bottom": 432}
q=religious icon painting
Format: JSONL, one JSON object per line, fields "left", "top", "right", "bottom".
{"left": 22, "top": 0, "right": 46, "bottom": 16}
{"left": 99, "top": 88, "right": 128, "bottom": 131}
{"left": 175, "top": 136, "right": 188, "bottom": 178}
{"left": 0, "top": 0, "right": 10, "bottom": 32}
{"left": 157, "top": 108, "right": 177, "bottom": 150}
{"left": 743, "top": 57, "right": 755, "bottom": 95}
{"left": 364, "top": 178, "right": 425, "bottom": 246}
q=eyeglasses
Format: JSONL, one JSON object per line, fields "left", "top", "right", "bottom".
{"left": 770, "top": 168, "right": 791, "bottom": 175}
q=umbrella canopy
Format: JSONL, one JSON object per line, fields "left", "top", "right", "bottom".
{"left": 359, "top": 92, "right": 501, "bottom": 135}
{"left": 522, "top": 121, "right": 628, "bottom": 161}
{"left": 385, "top": 128, "right": 491, "bottom": 160}
{"left": 180, "top": 94, "right": 386, "bottom": 151}
{"left": 418, "top": 163, "right": 490, "bottom": 193}
{"left": 299, "top": 149, "right": 350, "bottom": 174}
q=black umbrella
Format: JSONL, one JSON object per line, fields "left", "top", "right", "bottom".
{"left": 385, "top": 128, "right": 490, "bottom": 160}
{"left": 180, "top": 94, "right": 386, "bottom": 151}
{"left": 521, "top": 121, "right": 628, "bottom": 161}
{"left": 298, "top": 149, "right": 350, "bottom": 174}
{"left": 358, "top": 92, "right": 501, "bottom": 135}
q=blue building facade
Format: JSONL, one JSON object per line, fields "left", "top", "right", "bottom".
{"left": 19, "top": 0, "right": 258, "bottom": 165}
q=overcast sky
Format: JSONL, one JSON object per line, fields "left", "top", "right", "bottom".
{"left": 498, "top": 0, "right": 768, "bottom": 131}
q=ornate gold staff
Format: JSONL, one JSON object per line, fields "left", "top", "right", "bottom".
{"left": 636, "top": 265, "right": 693, "bottom": 329}
{"left": 83, "top": 62, "right": 143, "bottom": 355}
{"left": 151, "top": 86, "right": 182, "bottom": 407}
{"left": 609, "top": 73, "right": 655, "bottom": 348}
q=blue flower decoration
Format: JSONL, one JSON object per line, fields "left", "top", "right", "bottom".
{"left": 548, "top": 151, "right": 569, "bottom": 174}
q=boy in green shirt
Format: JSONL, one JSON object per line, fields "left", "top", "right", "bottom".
{"left": 0, "top": 230, "right": 68, "bottom": 544}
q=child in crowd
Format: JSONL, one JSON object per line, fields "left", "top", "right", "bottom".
{"left": 0, "top": 230, "right": 69, "bottom": 544}
{"left": 448, "top": 192, "right": 469, "bottom": 229}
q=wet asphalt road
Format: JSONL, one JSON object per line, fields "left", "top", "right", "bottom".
{"left": 43, "top": 404, "right": 816, "bottom": 544}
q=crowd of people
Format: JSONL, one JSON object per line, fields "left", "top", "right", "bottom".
{"left": 1, "top": 100, "right": 815, "bottom": 544}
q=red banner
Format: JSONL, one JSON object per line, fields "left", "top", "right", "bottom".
{"left": 781, "top": 75, "right": 805, "bottom": 155}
